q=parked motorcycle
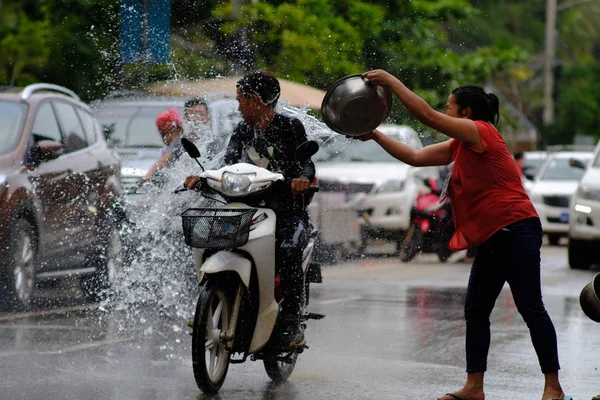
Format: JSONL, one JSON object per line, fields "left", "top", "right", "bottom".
{"left": 399, "top": 177, "right": 454, "bottom": 262}
{"left": 177, "top": 138, "right": 324, "bottom": 394}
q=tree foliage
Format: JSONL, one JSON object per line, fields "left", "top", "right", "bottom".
{"left": 0, "top": 1, "right": 51, "bottom": 86}
{"left": 1, "top": 0, "right": 599, "bottom": 144}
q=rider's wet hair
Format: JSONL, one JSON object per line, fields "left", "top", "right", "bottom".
{"left": 236, "top": 71, "right": 281, "bottom": 108}
{"left": 452, "top": 85, "right": 500, "bottom": 126}
{"left": 184, "top": 97, "right": 208, "bottom": 111}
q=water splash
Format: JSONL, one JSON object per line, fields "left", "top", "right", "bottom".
{"left": 106, "top": 104, "right": 342, "bottom": 326}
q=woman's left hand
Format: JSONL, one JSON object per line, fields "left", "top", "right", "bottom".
{"left": 362, "top": 69, "right": 398, "bottom": 88}
{"left": 346, "top": 129, "right": 380, "bottom": 142}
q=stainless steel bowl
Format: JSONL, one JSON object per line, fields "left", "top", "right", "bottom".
{"left": 580, "top": 272, "right": 600, "bottom": 323}
{"left": 321, "top": 74, "right": 393, "bottom": 136}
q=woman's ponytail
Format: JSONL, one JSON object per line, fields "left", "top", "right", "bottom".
{"left": 487, "top": 93, "right": 500, "bottom": 126}
{"left": 452, "top": 85, "right": 501, "bottom": 125}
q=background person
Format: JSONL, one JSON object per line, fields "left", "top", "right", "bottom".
{"left": 350, "top": 69, "right": 567, "bottom": 400}
{"left": 183, "top": 97, "right": 211, "bottom": 143}
{"left": 140, "top": 108, "right": 185, "bottom": 184}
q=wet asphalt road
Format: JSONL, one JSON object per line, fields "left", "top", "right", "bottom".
{"left": 1, "top": 243, "right": 599, "bottom": 400}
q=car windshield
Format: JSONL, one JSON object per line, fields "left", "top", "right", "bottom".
{"left": 0, "top": 101, "right": 27, "bottom": 155}
{"left": 94, "top": 105, "right": 184, "bottom": 148}
{"left": 523, "top": 157, "right": 546, "bottom": 178}
{"left": 593, "top": 152, "right": 600, "bottom": 167}
{"left": 314, "top": 135, "right": 410, "bottom": 163}
{"left": 540, "top": 157, "right": 590, "bottom": 181}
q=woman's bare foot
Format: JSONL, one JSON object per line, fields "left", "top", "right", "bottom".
{"left": 542, "top": 371, "right": 565, "bottom": 400}
{"left": 437, "top": 387, "right": 485, "bottom": 400}
{"left": 541, "top": 388, "right": 564, "bottom": 400}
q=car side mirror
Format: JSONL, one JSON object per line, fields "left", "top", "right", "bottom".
{"left": 27, "top": 140, "right": 63, "bottom": 166}
{"left": 102, "top": 123, "right": 115, "bottom": 141}
{"left": 39, "top": 140, "right": 64, "bottom": 162}
{"left": 569, "top": 158, "right": 587, "bottom": 170}
{"left": 295, "top": 140, "right": 319, "bottom": 161}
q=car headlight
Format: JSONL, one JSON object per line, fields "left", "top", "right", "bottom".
{"left": 376, "top": 179, "right": 405, "bottom": 193}
{"left": 576, "top": 185, "right": 600, "bottom": 201}
{"left": 208, "top": 172, "right": 273, "bottom": 197}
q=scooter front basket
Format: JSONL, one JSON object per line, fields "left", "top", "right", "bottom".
{"left": 181, "top": 208, "right": 257, "bottom": 248}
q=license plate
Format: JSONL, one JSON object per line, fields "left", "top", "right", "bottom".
{"left": 560, "top": 212, "right": 569, "bottom": 223}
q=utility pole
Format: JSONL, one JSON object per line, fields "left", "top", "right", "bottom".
{"left": 543, "top": 0, "right": 557, "bottom": 126}
{"left": 141, "top": 0, "right": 149, "bottom": 90}
{"left": 543, "top": 0, "right": 599, "bottom": 126}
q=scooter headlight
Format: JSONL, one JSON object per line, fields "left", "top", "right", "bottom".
{"left": 222, "top": 172, "right": 255, "bottom": 195}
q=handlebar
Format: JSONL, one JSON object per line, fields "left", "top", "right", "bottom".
{"left": 174, "top": 177, "right": 319, "bottom": 195}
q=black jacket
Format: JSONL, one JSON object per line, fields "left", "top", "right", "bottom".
{"left": 223, "top": 113, "right": 315, "bottom": 182}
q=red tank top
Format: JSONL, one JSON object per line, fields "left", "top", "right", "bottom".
{"left": 447, "top": 121, "right": 538, "bottom": 251}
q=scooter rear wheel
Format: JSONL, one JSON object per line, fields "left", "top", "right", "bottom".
{"left": 264, "top": 351, "right": 298, "bottom": 382}
{"left": 192, "top": 279, "right": 232, "bottom": 394}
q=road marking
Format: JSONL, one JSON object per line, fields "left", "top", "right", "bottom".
{"left": 0, "top": 324, "right": 93, "bottom": 331}
{"left": 315, "top": 295, "right": 362, "bottom": 305}
{"left": 0, "top": 304, "right": 100, "bottom": 322}
{"left": 38, "top": 338, "right": 130, "bottom": 355}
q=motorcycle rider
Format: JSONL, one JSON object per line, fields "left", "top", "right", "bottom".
{"left": 184, "top": 71, "right": 314, "bottom": 349}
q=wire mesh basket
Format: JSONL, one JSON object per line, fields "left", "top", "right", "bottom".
{"left": 181, "top": 208, "right": 257, "bottom": 248}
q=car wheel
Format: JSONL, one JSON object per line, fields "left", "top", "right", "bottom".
{"left": 81, "top": 226, "right": 123, "bottom": 302}
{"left": 568, "top": 238, "right": 591, "bottom": 270}
{"left": 437, "top": 249, "right": 453, "bottom": 263}
{"left": 1, "top": 219, "right": 37, "bottom": 311}
{"left": 548, "top": 234, "right": 561, "bottom": 246}
{"left": 352, "top": 238, "right": 367, "bottom": 255}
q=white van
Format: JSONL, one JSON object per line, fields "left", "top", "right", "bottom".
{"left": 568, "top": 140, "right": 600, "bottom": 269}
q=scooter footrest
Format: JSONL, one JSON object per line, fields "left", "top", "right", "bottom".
{"left": 304, "top": 312, "right": 325, "bottom": 320}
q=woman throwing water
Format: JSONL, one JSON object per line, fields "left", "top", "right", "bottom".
{"left": 352, "top": 69, "right": 568, "bottom": 400}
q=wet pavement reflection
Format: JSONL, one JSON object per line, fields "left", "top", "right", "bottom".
{"left": 0, "top": 245, "right": 599, "bottom": 399}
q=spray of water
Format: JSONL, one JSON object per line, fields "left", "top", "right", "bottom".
{"left": 104, "top": 103, "right": 342, "bottom": 329}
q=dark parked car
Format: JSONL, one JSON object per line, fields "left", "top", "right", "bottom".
{"left": 0, "top": 83, "right": 124, "bottom": 311}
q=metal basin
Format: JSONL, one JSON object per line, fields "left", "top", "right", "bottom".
{"left": 580, "top": 272, "right": 600, "bottom": 323}
{"left": 321, "top": 74, "right": 393, "bottom": 136}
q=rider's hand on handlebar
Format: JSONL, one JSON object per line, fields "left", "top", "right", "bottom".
{"left": 184, "top": 175, "right": 202, "bottom": 191}
{"left": 291, "top": 178, "right": 310, "bottom": 195}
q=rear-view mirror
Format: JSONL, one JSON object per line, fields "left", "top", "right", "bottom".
{"left": 569, "top": 158, "right": 587, "bottom": 170}
{"left": 295, "top": 140, "right": 319, "bottom": 161}
{"left": 181, "top": 137, "right": 201, "bottom": 159}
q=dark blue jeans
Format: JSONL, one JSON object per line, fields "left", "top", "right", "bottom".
{"left": 464, "top": 217, "right": 560, "bottom": 374}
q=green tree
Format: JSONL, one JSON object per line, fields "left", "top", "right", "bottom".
{"left": 0, "top": 2, "right": 51, "bottom": 86}
{"left": 214, "top": 0, "right": 386, "bottom": 88}
{"left": 553, "top": 61, "right": 600, "bottom": 144}
{"left": 446, "top": 0, "right": 600, "bottom": 145}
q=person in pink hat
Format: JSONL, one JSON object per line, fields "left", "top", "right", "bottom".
{"left": 141, "top": 109, "right": 185, "bottom": 184}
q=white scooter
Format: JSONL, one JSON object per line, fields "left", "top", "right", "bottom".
{"left": 178, "top": 138, "right": 324, "bottom": 394}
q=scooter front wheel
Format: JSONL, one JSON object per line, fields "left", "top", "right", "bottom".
{"left": 192, "top": 279, "right": 232, "bottom": 394}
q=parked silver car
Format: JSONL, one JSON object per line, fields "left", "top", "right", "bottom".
{"left": 91, "top": 92, "right": 241, "bottom": 204}
{"left": 309, "top": 124, "right": 438, "bottom": 260}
